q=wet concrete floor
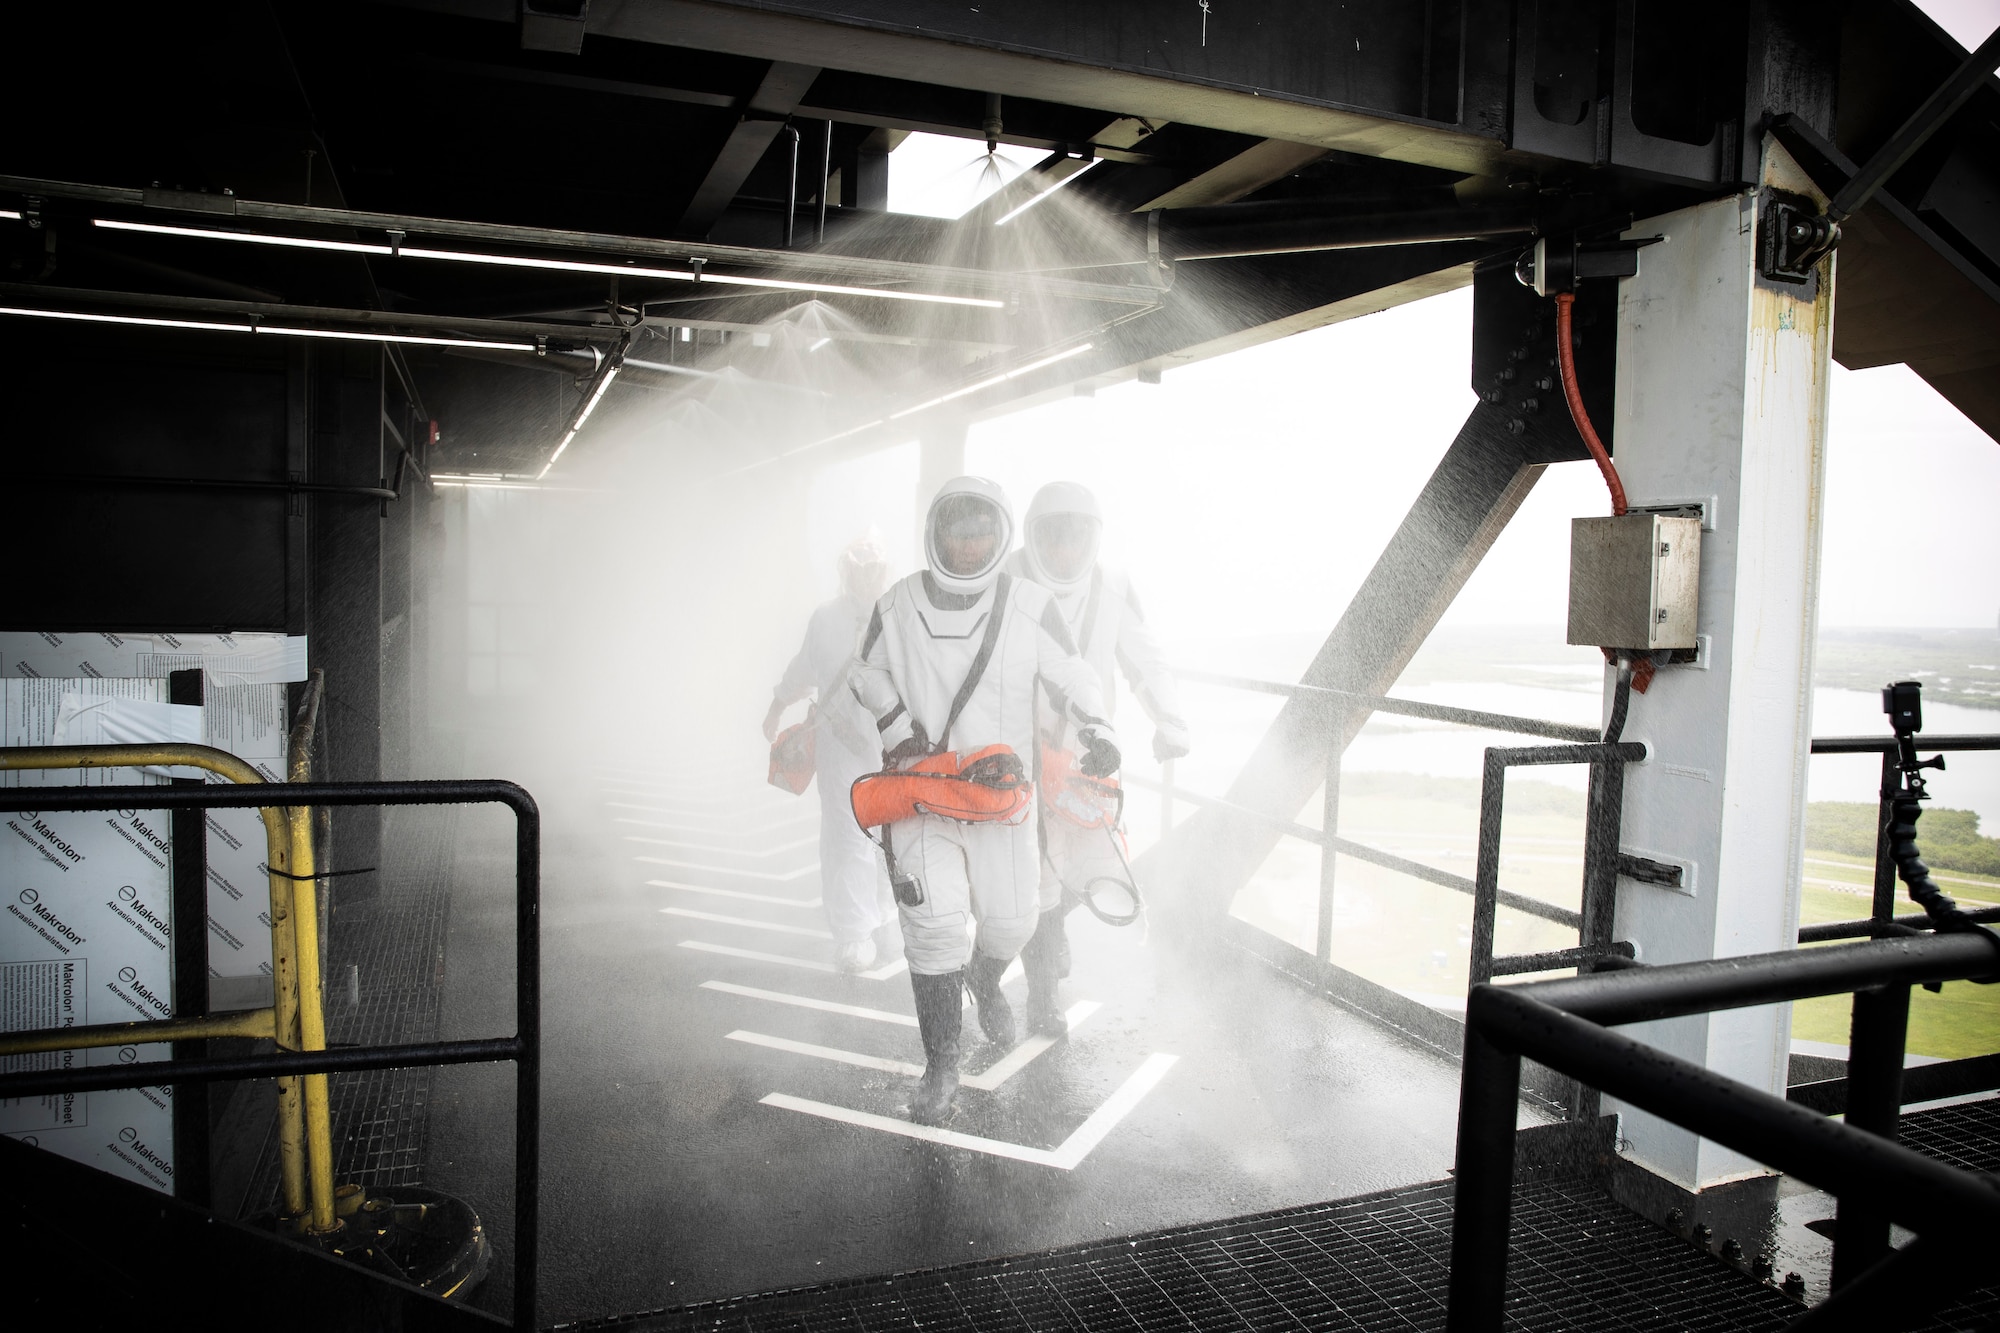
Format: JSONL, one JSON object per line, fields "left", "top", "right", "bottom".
{"left": 422, "top": 751, "right": 1493, "bottom": 1326}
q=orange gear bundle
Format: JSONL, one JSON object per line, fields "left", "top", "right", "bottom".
{"left": 767, "top": 705, "right": 817, "bottom": 794}
{"left": 1038, "top": 744, "right": 1123, "bottom": 830}
{"left": 850, "top": 745, "right": 1033, "bottom": 829}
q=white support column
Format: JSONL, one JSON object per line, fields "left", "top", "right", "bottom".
{"left": 1606, "top": 138, "right": 1835, "bottom": 1190}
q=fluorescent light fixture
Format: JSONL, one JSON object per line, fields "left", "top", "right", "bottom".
{"left": 433, "top": 478, "right": 541, "bottom": 490}
{"left": 538, "top": 362, "right": 623, "bottom": 479}
{"left": 886, "top": 342, "right": 1094, "bottom": 420}
{"left": 994, "top": 159, "right": 1102, "bottom": 226}
{"left": 0, "top": 304, "right": 531, "bottom": 350}
{"left": 95, "top": 217, "right": 1004, "bottom": 309}
{"left": 809, "top": 337, "right": 831, "bottom": 352}
{"left": 0, "top": 210, "right": 22, "bottom": 220}
{"left": 97, "top": 218, "right": 386, "bottom": 254}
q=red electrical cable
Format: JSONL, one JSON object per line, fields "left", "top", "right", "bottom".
{"left": 1553, "top": 291, "right": 1627, "bottom": 516}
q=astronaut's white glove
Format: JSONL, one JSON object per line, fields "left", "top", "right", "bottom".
{"left": 1077, "top": 725, "right": 1122, "bottom": 778}
{"left": 1152, "top": 719, "right": 1191, "bottom": 763}
{"left": 882, "top": 718, "right": 931, "bottom": 769}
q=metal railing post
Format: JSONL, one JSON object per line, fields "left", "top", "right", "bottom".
{"left": 1830, "top": 981, "right": 1911, "bottom": 1288}
{"left": 1872, "top": 749, "right": 1900, "bottom": 926}
{"left": 514, "top": 788, "right": 543, "bottom": 1332}
{"left": 1159, "top": 758, "right": 1175, "bottom": 835}
{"left": 1445, "top": 1004, "right": 1521, "bottom": 1333}
{"left": 1316, "top": 706, "right": 1342, "bottom": 964}
{"left": 1470, "top": 750, "right": 1507, "bottom": 987}
{"left": 283, "top": 670, "right": 337, "bottom": 1235}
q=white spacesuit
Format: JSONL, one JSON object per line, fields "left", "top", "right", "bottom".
{"left": 765, "top": 536, "right": 896, "bottom": 971}
{"left": 1005, "top": 481, "right": 1188, "bottom": 1035}
{"left": 850, "top": 476, "right": 1117, "bottom": 1124}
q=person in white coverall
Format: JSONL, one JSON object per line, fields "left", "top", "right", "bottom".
{"left": 850, "top": 476, "right": 1119, "bottom": 1125}
{"left": 764, "top": 536, "right": 898, "bottom": 972}
{"left": 1005, "top": 481, "right": 1189, "bottom": 1034}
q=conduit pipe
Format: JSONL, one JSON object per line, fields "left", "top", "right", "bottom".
{"left": 1553, "top": 290, "right": 1626, "bottom": 515}
{"left": 0, "top": 742, "right": 333, "bottom": 1231}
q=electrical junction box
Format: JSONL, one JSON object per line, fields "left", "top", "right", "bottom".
{"left": 1567, "top": 513, "right": 1702, "bottom": 651}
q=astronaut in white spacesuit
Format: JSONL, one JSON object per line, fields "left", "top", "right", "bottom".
{"left": 1005, "top": 481, "right": 1188, "bottom": 1036}
{"left": 765, "top": 535, "right": 898, "bottom": 971}
{"left": 850, "top": 476, "right": 1118, "bottom": 1124}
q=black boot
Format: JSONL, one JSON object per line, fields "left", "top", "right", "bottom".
{"left": 1022, "top": 908, "right": 1068, "bottom": 1037}
{"left": 909, "top": 970, "right": 962, "bottom": 1125}
{"left": 964, "top": 951, "right": 1016, "bottom": 1048}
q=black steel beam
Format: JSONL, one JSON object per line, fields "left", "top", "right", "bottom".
{"left": 677, "top": 61, "right": 822, "bottom": 237}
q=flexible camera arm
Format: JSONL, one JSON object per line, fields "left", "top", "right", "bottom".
{"left": 1881, "top": 680, "right": 2000, "bottom": 981}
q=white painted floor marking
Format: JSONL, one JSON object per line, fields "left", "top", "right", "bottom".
{"left": 624, "top": 834, "right": 818, "bottom": 862}
{"left": 701, "top": 981, "right": 917, "bottom": 1026}
{"left": 647, "top": 881, "right": 821, "bottom": 908}
{"left": 962, "top": 1002, "right": 1101, "bottom": 1090}
{"left": 661, "top": 907, "right": 832, "bottom": 938}
{"left": 677, "top": 939, "right": 907, "bottom": 980}
{"left": 721, "top": 1001, "right": 1099, "bottom": 1090}
{"left": 604, "top": 801, "right": 816, "bottom": 832}
{"left": 760, "top": 1052, "right": 1178, "bottom": 1169}
{"left": 679, "top": 940, "right": 832, "bottom": 972}
{"left": 615, "top": 824, "right": 819, "bottom": 855}
{"left": 728, "top": 1030, "right": 924, "bottom": 1077}
{"left": 635, "top": 856, "right": 816, "bottom": 882}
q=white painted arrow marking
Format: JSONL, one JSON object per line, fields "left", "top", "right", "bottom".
{"left": 760, "top": 1052, "right": 1178, "bottom": 1169}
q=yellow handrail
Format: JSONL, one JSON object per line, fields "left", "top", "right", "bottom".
{"left": 0, "top": 742, "right": 334, "bottom": 1232}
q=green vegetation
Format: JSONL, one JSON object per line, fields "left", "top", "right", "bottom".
{"left": 1812, "top": 627, "right": 2000, "bottom": 712}
{"left": 1805, "top": 802, "right": 2000, "bottom": 877}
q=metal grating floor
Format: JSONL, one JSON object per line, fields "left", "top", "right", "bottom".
{"left": 566, "top": 1099, "right": 2000, "bottom": 1333}
{"left": 568, "top": 1174, "right": 1797, "bottom": 1333}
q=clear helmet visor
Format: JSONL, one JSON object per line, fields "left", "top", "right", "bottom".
{"left": 1029, "top": 512, "right": 1101, "bottom": 585}
{"left": 928, "top": 494, "right": 1007, "bottom": 580}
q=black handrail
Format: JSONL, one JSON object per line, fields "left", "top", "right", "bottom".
{"left": 0, "top": 779, "right": 541, "bottom": 1331}
{"left": 1444, "top": 930, "right": 2000, "bottom": 1332}
{"left": 1176, "top": 667, "right": 1603, "bottom": 744}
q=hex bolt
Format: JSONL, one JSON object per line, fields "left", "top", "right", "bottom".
{"left": 1535, "top": 375, "right": 1555, "bottom": 392}
{"left": 1483, "top": 389, "right": 1506, "bottom": 405}
{"left": 1752, "top": 1253, "right": 1774, "bottom": 1277}
{"left": 1519, "top": 397, "right": 1541, "bottom": 414}
{"left": 1665, "top": 1207, "right": 1685, "bottom": 1229}
{"left": 1721, "top": 1238, "right": 1744, "bottom": 1262}
{"left": 1497, "top": 366, "right": 1517, "bottom": 383}
{"left": 1692, "top": 1223, "right": 1712, "bottom": 1247}
{"left": 1782, "top": 1272, "right": 1806, "bottom": 1299}
{"left": 1507, "top": 417, "right": 1527, "bottom": 436}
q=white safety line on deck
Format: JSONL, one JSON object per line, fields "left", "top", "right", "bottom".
{"left": 605, "top": 801, "right": 817, "bottom": 832}
{"left": 723, "top": 1001, "right": 1098, "bottom": 1091}
{"left": 730, "top": 1030, "right": 923, "bottom": 1077}
{"left": 648, "top": 881, "right": 821, "bottom": 908}
{"left": 701, "top": 981, "right": 917, "bottom": 1026}
{"left": 599, "top": 787, "right": 802, "bottom": 816}
{"left": 636, "top": 856, "right": 816, "bottom": 882}
{"left": 678, "top": 939, "right": 909, "bottom": 979}
{"left": 761, "top": 1053, "right": 1179, "bottom": 1170}
{"left": 661, "top": 907, "right": 832, "bottom": 938}
{"left": 624, "top": 834, "right": 819, "bottom": 861}
{"left": 616, "top": 823, "right": 819, "bottom": 855}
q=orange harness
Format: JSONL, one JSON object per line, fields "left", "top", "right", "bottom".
{"left": 850, "top": 745, "right": 1033, "bottom": 828}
